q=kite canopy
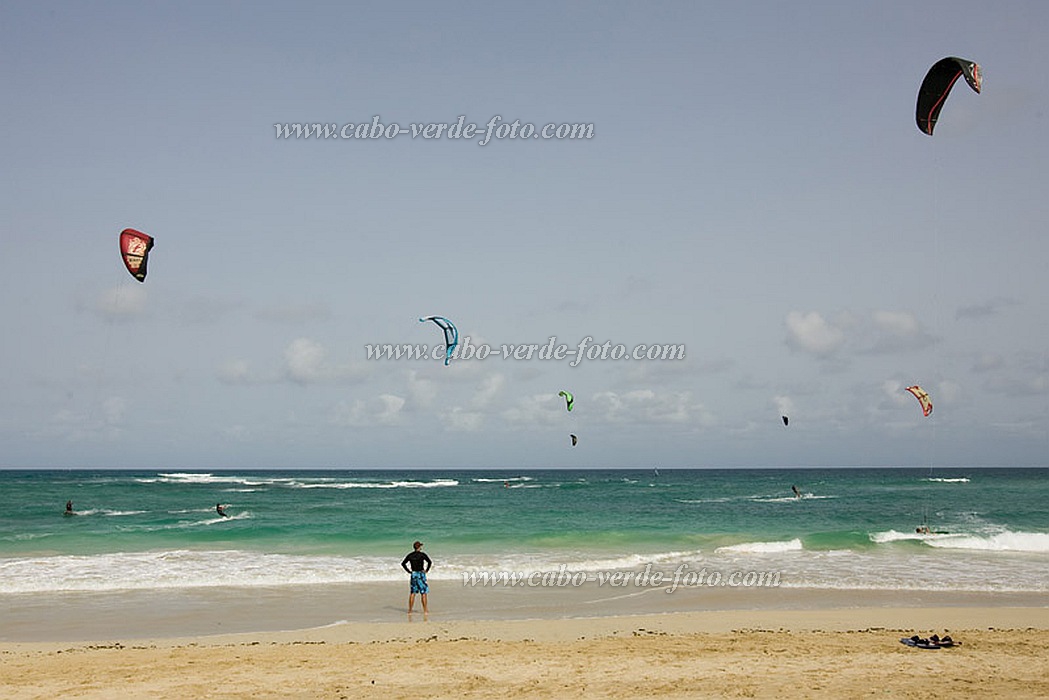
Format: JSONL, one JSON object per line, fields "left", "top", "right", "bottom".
{"left": 905, "top": 385, "right": 933, "bottom": 417}
{"left": 570, "top": 434, "right": 578, "bottom": 447}
{"left": 781, "top": 415, "right": 789, "bottom": 427}
{"left": 419, "top": 316, "right": 458, "bottom": 366}
{"left": 558, "top": 390, "right": 574, "bottom": 412}
{"left": 916, "top": 57, "right": 981, "bottom": 135}
{"left": 119, "top": 228, "right": 154, "bottom": 282}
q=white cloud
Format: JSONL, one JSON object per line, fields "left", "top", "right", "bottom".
{"left": 33, "top": 396, "right": 128, "bottom": 443}
{"left": 375, "top": 394, "right": 407, "bottom": 422}
{"left": 330, "top": 394, "right": 405, "bottom": 427}
{"left": 89, "top": 285, "right": 148, "bottom": 321}
{"left": 872, "top": 310, "right": 918, "bottom": 336}
{"left": 591, "top": 389, "right": 710, "bottom": 425}
{"left": 470, "top": 373, "right": 505, "bottom": 409}
{"left": 285, "top": 338, "right": 328, "bottom": 382}
{"left": 785, "top": 311, "right": 845, "bottom": 356}
{"left": 502, "top": 393, "right": 563, "bottom": 427}
{"left": 882, "top": 379, "right": 912, "bottom": 409}
{"left": 786, "top": 309, "right": 934, "bottom": 359}
{"left": 972, "top": 353, "right": 1004, "bottom": 373}
{"left": 219, "top": 339, "right": 370, "bottom": 385}
{"left": 441, "top": 407, "right": 484, "bottom": 432}
{"left": 284, "top": 338, "right": 369, "bottom": 384}
{"left": 217, "top": 359, "right": 255, "bottom": 384}
{"left": 430, "top": 374, "right": 506, "bottom": 432}
{"left": 405, "top": 369, "right": 437, "bottom": 409}
{"left": 865, "top": 310, "right": 933, "bottom": 354}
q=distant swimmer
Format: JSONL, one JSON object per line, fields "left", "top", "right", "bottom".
{"left": 791, "top": 485, "right": 801, "bottom": 499}
{"left": 915, "top": 524, "right": 949, "bottom": 535}
{"left": 216, "top": 503, "right": 229, "bottom": 517}
{"left": 65, "top": 500, "right": 74, "bottom": 515}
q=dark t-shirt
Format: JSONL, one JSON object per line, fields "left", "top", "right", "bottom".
{"left": 402, "top": 550, "right": 432, "bottom": 572}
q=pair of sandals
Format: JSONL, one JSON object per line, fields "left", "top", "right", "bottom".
{"left": 900, "top": 633, "right": 959, "bottom": 649}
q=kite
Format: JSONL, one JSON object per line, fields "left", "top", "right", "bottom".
{"left": 559, "top": 390, "right": 574, "bottom": 412}
{"left": 905, "top": 385, "right": 933, "bottom": 417}
{"left": 570, "top": 434, "right": 578, "bottom": 447}
{"left": 419, "top": 316, "right": 458, "bottom": 365}
{"left": 119, "top": 228, "right": 154, "bottom": 282}
{"left": 782, "top": 415, "right": 789, "bottom": 427}
{"left": 916, "top": 57, "right": 981, "bottom": 135}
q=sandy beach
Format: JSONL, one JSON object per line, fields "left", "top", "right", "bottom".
{"left": 3, "top": 605, "right": 1048, "bottom": 699}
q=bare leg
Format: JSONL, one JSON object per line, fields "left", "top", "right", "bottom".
{"left": 408, "top": 593, "right": 415, "bottom": 613}
{"left": 420, "top": 593, "right": 428, "bottom": 614}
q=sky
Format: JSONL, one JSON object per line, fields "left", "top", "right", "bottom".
{"left": 2, "top": 1, "right": 1047, "bottom": 469}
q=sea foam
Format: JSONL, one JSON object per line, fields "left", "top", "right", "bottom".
{"left": 715, "top": 538, "right": 804, "bottom": 554}
{"left": 922, "top": 531, "right": 1049, "bottom": 553}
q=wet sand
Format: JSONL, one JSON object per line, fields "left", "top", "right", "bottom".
{"left": 3, "top": 577, "right": 1046, "bottom": 642}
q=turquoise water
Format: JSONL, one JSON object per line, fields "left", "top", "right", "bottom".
{"left": 1, "top": 468, "right": 1047, "bottom": 594}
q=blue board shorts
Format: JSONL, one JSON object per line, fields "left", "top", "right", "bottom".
{"left": 410, "top": 570, "right": 428, "bottom": 594}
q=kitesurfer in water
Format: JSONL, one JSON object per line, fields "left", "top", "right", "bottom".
{"left": 65, "top": 500, "right": 74, "bottom": 515}
{"left": 401, "top": 540, "right": 432, "bottom": 615}
{"left": 216, "top": 503, "right": 228, "bottom": 518}
{"left": 791, "top": 485, "right": 801, "bottom": 499}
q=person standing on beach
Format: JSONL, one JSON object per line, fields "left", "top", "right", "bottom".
{"left": 401, "top": 540, "right": 432, "bottom": 614}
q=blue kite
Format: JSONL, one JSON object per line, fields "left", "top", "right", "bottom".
{"left": 419, "top": 316, "right": 458, "bottom": 365}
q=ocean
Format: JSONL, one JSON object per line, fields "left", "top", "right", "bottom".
{"left": 2, "top": 467, "right": 1047, "bottom": 597}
